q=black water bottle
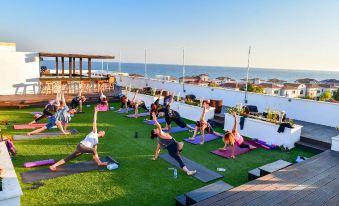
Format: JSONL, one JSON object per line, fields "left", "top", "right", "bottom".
{"left": 134, "top": 132, "right": 138, "bottom": 138}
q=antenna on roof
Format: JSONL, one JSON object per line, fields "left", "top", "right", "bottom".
{"left": 244, "top": 46, "right": 252, "bottom": 104}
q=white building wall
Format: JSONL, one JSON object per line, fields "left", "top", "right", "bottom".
{"left": 117, "top": 75, "right": 339, "bottom": 127}
{"left": 0, "top": 45, "right": 40, "bottom": 95}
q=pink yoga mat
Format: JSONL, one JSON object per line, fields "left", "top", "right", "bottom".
{"left": 96, "top": 105, "right": 108, "bottom": 111}
{"left": 24, "top": 159, "right": 55, "bottom": 168}
{"left": 211, "top": 141, "right": 257, "bottom": 159}
{"left": 14, "top": 123, "right": 46, "bottom": 130}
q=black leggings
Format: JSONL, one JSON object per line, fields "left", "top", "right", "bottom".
{"left": 35, "top": 109, "right": 53, "bottom": 123}
{"left": 166, "top": 141, "right": 185, "bottom": 168}
{"left": 63, "top": 144, "right": 94, "bottom": 162}
{"left": 238, "top": 143, "right": 250, "bottom": 149}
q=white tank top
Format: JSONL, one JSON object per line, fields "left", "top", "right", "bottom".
{"left": 80, "top": 132, "right": 99, "bottom": 148}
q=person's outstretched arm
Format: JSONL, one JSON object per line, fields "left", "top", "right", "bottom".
{"left": 92, "top": 145, "right": 107, "bottom": 166}
{"left": 61, "top": 91, "right": 66, "bottom": 106}
{"left": 152, "top": 143, "right": 161, "bottom": 160}
{"left": 152, "top": 113, "right": 162, "bottom": 134}
{"left": 132, "top": 90, "right": 137, "bottom": 102}
{"left": 93, "top": 107, "right": 99, "bottom": 133}
{"left": 168, "top": 92, "right": 175, "bottom": 106}
{"left": 200, "top": 104, "right": 207, "bottom": 122}
{"left": 232, "top": 112, "right": 237, "bottom": 133}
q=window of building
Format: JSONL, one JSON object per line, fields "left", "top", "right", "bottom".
{"left": 317, "top": 90, "right": 320, "bottom": 94}
{"left": 300, "top": 90, "right": 303, "bottom": 95}
{"left": 292, "top": 91, "right": 296, "bottom": 94}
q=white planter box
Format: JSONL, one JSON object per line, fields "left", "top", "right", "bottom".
{"left": 173, "top": 102, "right": 215, "bottom": 122}
{"left": 0, "top": 142, "right": 22, "bottom": 206}
{"left": 223, "top": 113, "right": 303, "bottom": 149}
{"left": 125, "top": 91, "right": 164, "bottom": 109}
{"left": 331, "top": 135, "right": 339, "bottom": 152}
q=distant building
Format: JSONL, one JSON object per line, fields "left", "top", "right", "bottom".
{"left": 240, "top": 78, "right": 264, "bottom": 84}
{"left": 281, "top": 83, "right": 306, "bottom": 98}
{"left": 214, "top": 76, "right": 236, "bottom": 84}
{"left": 305, "top": 84, "right": 322, "bottom": 98}
{"left": 129, "top": 73, "right": 144, "bottom": 78}
{"left": 179, "top": 74, "right": 209, "bottom": 83}
{"left": 266, "top": 78, "right": 287, "bottom": 86}
{"left": 319, "top": 83, "right": 338, "bottom": 95}
{"left": 220, "top": 82, "right": 240, "bottom": 90}
{"left": 295, "top": 78, "right": 319, "bottom": 84}
{"left": 155, "top": 75, "right": 177, "bottom": 82}
{"left": 258, "top": 83, "right": 282, "bottom": 96}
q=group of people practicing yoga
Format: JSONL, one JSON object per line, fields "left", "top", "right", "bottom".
{"left": 24, "top": 86, "right": 252, "bottom": 174}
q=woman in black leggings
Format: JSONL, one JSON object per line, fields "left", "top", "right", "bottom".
{"left": 151, "top": 113, "right": 196, "bottom": 176}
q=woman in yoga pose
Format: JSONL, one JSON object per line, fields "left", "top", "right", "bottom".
{"left": 50, "top": 107, "right": 108, "bottom": 171}
{"left": 151, "top": 113, "right": 196, "bottom": 176}
{"left": 119, "top": 88, "right": 148, "bottom": 116}
{"left": 29, "top": 93, "right": 61, "bottom": 125}
{"left": 71, "top": 89, "right": 86, "bottom": 112}
{"left": 164, "top": 93, "right": 194, "bottom": 132}
{"left": 189, "top": 103, "right": 223, "bottom": 144}
{"left": 27, "top": 92, "right": 76, "bottom": 136}
{"left": 220, "top": 112, "right": 253, "bottom": 159}
{"left": 149, "top": 89, "right": 164, "bottom": 120}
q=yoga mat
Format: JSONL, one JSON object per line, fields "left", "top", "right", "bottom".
{"left": 115, "top": 108, "right": 134, "bottom": 113}
{"left": 211, "top": 141, "right": 257, "bottom": 159}
{"left": 14, "top": 129, "right": 79, "bottom": 141}
{"left": 32, "top": 112, "right": 43, "bottom": 115}
{"left": 14, "top": 123, "right": 46, "bottom": 130}
{"left": 144, "top": 118, "right": 166, "bottom": 125}
{"left": 163, "top": 124, "right": 195, "bottom": 133}
{"left": 96, "top": 105, "right": 108, "bottom": 112}
{"left": 159, "top": 154, "right": 223, "bottom": 183}
{"left": 21, "top": 156, "right": 118, "bottom": 183}
{"left": 24, "top": 159, "right": 55, "bottom": 168}
{"left": 126, "top": 112, "right": 149, "bottom": 118}
{"left": 184, "top": 134, "right": 220, "bottom": 145}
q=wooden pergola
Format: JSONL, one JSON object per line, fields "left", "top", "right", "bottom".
{"left": 39, "top": 52, "right": 115, "bottom": 79}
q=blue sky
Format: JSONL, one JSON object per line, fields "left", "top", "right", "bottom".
{"left": 1, "top": 0, "right": 339, "bottom": 71}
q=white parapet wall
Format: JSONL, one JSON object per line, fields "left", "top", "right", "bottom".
{"left": 0, "top": 42, "right": 40, "bottom": 95}
{"left": 0, "top": 142, "right": 23, "bottom": 206}
{"left": 116, "top": 75, "right": 339, "bottom": 127}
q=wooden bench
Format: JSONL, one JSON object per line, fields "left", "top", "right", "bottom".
{"left": 175, "top": 180, "right": 233, "bottom": 206}
{"left": 259, "top": 160, "right": 292, "bottom": 176}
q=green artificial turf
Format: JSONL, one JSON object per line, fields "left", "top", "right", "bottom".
{"left": 0, "top": 104, "right": 316, "bottom": 206}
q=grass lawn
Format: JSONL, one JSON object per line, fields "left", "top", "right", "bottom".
{"left": 0, "top": 103, "right": 316, "bottom": 206}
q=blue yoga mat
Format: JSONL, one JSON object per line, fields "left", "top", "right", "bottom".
{"left": 144, "top": 118, "right": 166, "bottom": 125}
{"left": 126, "top": 112, "right": 149, "bottom": 118}
{"left": 115, "top": 108, "right": 134, "bottom": 113}
{"left": 163, "top": 124, "right": 195, "bottom": 133}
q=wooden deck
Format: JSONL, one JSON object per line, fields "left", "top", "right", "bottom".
{"left": 194, "top": 150, "right": 339, "bottom": 206}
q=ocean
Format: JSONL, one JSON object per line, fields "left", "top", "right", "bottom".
{"left": 42, "top": 60, "right": 338, "bottom": 82}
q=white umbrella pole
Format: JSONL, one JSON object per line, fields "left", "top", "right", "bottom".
{"left": 244, "top": 46, "right": 252, "bottom": 104}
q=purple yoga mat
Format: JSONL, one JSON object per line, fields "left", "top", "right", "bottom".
{"left": 32, "top": 112, "right": 43, "bottom": 115}
{"left": 163, "top": 124, "right": 195, "bottom": 133}
{"left": 24, "top": 159, "right": 55, "bottom": 168}
{"left": 126, "top": 112, "right": 149, "bottom": 118}
{"left": 115, "top": 108, "right": 134, "bottom": 113}
{"left": 184, "top": 133, "right": 221, "bottom": 145}
{"left": 144, "top": 118, "right": 166, "bottom": 125}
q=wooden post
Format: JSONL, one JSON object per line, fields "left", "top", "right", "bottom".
{"left": 88, "top": 58, "right": 92, "bottom": 78}
{"left": 61, "top": 57, "right": 65, "bottom": 76}
{"left": 80, "top": 57, "right": 83, "bottom": 77}
{"left": 55, "top": 57, "right": 59, "bottom": 76}
{"left": 73, "top": 57, "right": 76, "bottom": 75}
{"left": 69, "top": 57, "right": 72, "bottom": 78}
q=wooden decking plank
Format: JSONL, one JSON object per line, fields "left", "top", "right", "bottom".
{"left": 193, "top": 150, "right": 335, "bottom": 206}
{"left": 321, "top": 193, "right": 339, "bottom": 206}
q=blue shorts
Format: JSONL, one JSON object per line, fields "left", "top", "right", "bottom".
{"left": 46, "top": 116, "right": 57, "bottom": 129}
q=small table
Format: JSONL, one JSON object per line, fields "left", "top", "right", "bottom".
{"left": 259, "top": 160, "right": 292, "bottom": 176}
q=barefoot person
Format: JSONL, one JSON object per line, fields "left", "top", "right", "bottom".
{"left": 149, "top": 89, "right": 164, "bottom": 120}
{"left": 50, "top": 107, "right": 108, "bottom": 171}
{"left": 151, "top": 113, "right": 196, "bottom": 176}
{"left": 71, "top": 89, "right": 86, "bottom": 112}
{"left": 189, "top": 103, "right": 223, "bottom": 144}
{"left": 164, "top": 93, "right": 195, "bottom": 132}
{"left": 27, "top": 93, "right": 76, "bottom": 136}
{"left": 120, "top": 88, "right": 148, "bottom": 116}
{"left": 220, "top": 112, "right": 253, "bottom": 159}
{"left": 29, "top": 92, "right": 61, "bottom": 124}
